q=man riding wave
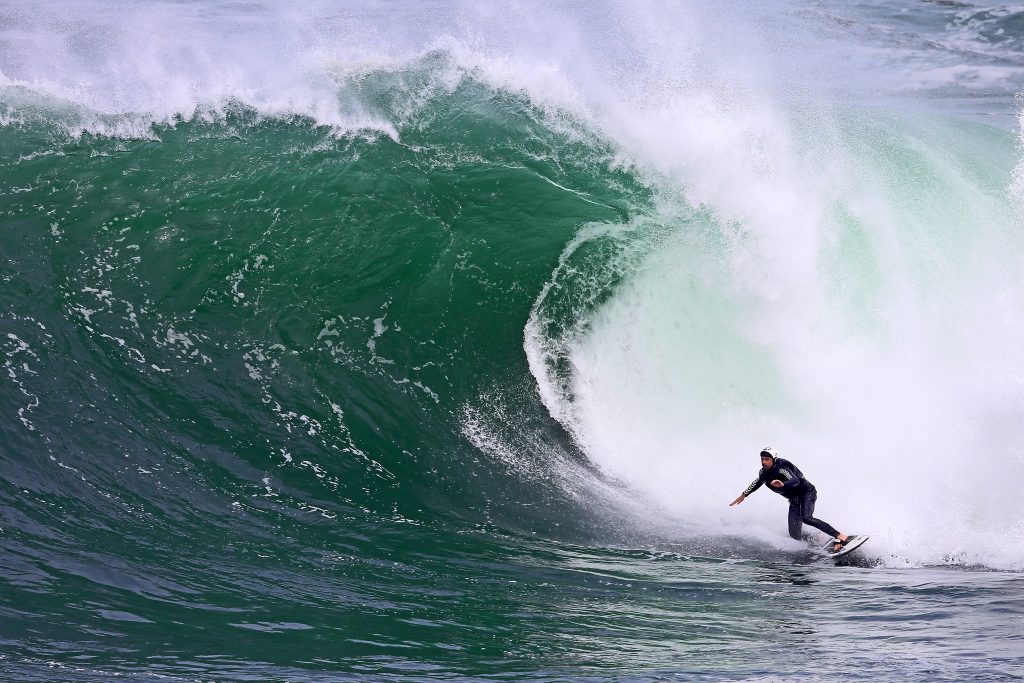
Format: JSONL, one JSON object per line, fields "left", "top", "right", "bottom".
{"left": 730, "top": 446, "right": 856, "bottom": 553}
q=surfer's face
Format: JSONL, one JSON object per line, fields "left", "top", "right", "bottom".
{"left": 760, "top": 455, "right": 774, "bottom": 470}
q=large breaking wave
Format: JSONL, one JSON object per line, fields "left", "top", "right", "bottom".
{"left": 2, "top": 0, "right": 1024, "bottom": 574}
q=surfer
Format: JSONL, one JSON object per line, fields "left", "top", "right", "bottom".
{"left": 729, "top": 447, "right": 852, "bottom": 552}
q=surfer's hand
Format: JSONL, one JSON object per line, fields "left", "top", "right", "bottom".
{"left": 770, "top": 479, "right": 784, "bottom": 488}
{"left": 729, "top": 495, "right": 745, "bottom": 506}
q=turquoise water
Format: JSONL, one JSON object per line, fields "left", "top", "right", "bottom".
{"left": 2, "top": 1, "right": 1024, "bottom": 680}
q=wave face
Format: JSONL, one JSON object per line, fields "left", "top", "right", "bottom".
{"left": 2, "top": 1, "right": 1024, "bottom": 680}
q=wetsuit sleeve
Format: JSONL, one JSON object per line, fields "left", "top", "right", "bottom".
{"left": 777, "top": 464, "right": 802, "bottom": 489}
{"left": 742, "top": 475, "right": 763, "bottom": 497}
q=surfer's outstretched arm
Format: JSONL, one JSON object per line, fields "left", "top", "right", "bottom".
{"left": 730, "top": 475, "right": 763, "bottom": 506}
{"left": 742, "top": 476, "right": 762, "bottom": 497}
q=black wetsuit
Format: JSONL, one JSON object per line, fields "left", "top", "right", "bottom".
{"left": 743, "top": 457, "right": 840, "bottom": 540}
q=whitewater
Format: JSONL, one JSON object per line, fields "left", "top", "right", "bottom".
{"left": 2, "top": 1, "right": 1024, "bottom": 680}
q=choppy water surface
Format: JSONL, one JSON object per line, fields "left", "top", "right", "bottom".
{"left": 3, "top": 533, "right": 1023, "bottom": 681}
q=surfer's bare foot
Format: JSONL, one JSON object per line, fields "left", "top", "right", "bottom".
{"left": 832, "top": 534, "right": 850, "bottom": 552}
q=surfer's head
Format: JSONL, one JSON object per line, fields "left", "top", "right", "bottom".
{"left": 759, "top": 447, "right": 778, "bottom": 469}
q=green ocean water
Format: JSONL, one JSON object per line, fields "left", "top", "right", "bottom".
{"left": 1, "top": 83, "right": 637, "bottom": 518}
{"left": 3, "top": 1, "right": 1024, "bottom": 680}
{"left": 0, "top": 80, "right": 661, "bottom": 679}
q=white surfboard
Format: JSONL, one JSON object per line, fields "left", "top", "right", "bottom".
{"left": 826, "top": 535, "right": 869, "bottom": 559}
